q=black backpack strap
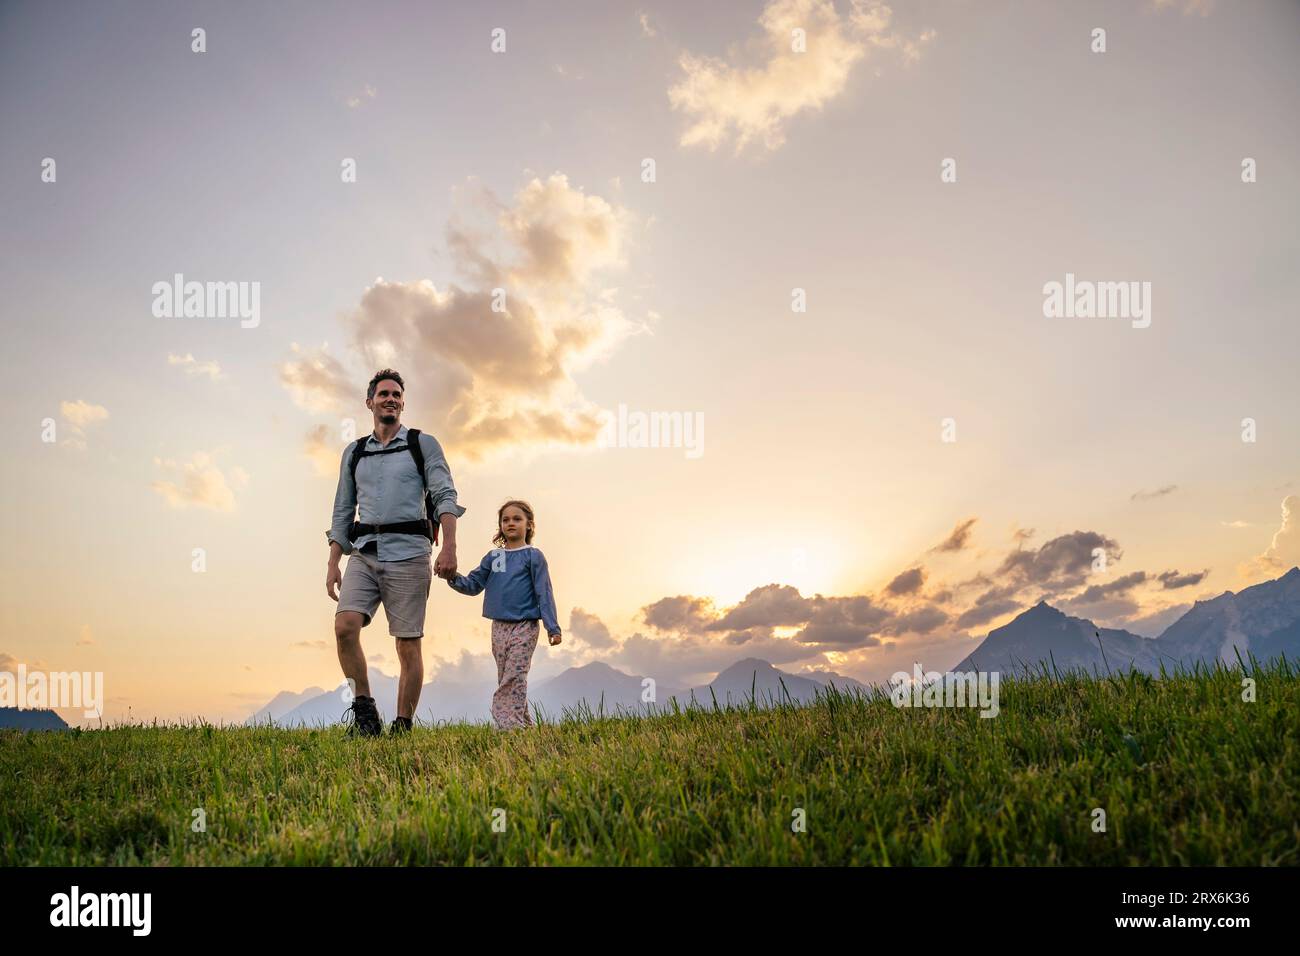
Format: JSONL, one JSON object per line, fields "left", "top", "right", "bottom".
{"left": 348, "top": 434, "right": 371, "bottom": 488}
{"left": 345, "top": 436, "right": 369, "bottom": 542}
{"left": 404, "top": 428, "right": 440, "bottom": 545}
{"left": 405, "top": 428, "right": 426, "bottom": 489}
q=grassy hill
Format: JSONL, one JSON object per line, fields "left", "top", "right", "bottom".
{"left": 2, "top": 660, "right": 1297, "bottom": 865}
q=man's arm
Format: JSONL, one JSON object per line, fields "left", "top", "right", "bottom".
{"left": 326, "top": 444, "right": 357, "bottom": 599}
{"left": 434, "top": 512, "right": 458, "bottom": 579}
{"left": 328, "top": 443, "right": 358, "bottom": 554}
{"left": 419, "top": 433, "right": 467, "bottom": 522}
{"left": 420, "top": 433, "right": 466, "bottom": 579}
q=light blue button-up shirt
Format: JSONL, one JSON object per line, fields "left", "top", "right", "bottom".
{"left": 329, "top": 424, "right": 466, "bottom": 562}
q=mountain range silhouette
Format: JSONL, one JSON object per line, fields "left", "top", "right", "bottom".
{"left": 245, "top": 567, "right": 1300, "bottom": 727}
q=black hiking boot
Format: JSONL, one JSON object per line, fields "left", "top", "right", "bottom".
{"left": 344, "top": 694, "right": 383, "bottom": 737}
{"left": 389, "top": 716, "right": 413, "bottom": 735}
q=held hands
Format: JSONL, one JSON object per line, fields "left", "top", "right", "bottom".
{"left": 548, "top": 631, "right": 562, "bottom": 646}
{"left": 433, "top": 545, "right": 458, "bottom": 580}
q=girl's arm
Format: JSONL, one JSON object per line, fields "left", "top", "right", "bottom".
{"left": 530, "top": 549, "right": 561, "bottom": 637}
{"left": 446, "top": 552, "right": 492, "bottom": 596}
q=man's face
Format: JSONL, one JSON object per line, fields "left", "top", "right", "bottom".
{"left": 367, "top": 380, "right": 404, "bottom": 425}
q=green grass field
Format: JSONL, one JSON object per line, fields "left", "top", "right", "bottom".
{"left": 3, "top": 661, "right": 1297, "bottom": 865}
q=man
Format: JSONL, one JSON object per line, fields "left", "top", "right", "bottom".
{"left": 325, "top": 369, "right": 465, "bottom": 736}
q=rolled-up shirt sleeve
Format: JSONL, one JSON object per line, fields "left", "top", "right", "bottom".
{"left": 328, "top": 442, "right": 359, "bottom": 554}
{"left": 419, "top": 432, "right": 467, "bottom": 521}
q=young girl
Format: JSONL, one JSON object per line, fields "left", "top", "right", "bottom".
{"left": 446, "top": 500, "right": 561, "bottom": 729}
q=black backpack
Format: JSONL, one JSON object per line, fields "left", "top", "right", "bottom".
{"left": 346, "top": 428, "right": 439, "bottom": 544}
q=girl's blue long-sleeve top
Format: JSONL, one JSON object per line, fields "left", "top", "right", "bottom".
{"left": 447, "top": 545, "right": 560, "bottom": 635}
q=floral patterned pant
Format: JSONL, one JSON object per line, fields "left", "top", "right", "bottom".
{"left": 490, "top": 619, "right": 540, "bottom": 730}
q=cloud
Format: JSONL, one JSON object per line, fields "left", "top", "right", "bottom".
{"left": 668, "top": 0, "right": 934, "bottom": 153}
{"left": 885, "top": 566, "right": 925, "bottom": 596}
{"left": 60, "top": 399, "right": 109, "bottom": 430}
{"left": 942, "top": 529, "right": 1216, "bottom": 632}
{"left": 1131, "top": 484, "right": 1178, "bottom": 501}
{"left": 167, "top": 352, "right": 223, "bottom": 382}
{"left": 304, "top": 424, "right": 341, "bottom": 477}
{"left": 1065, "top": 571, "right": 1148, "bottom": 606}
{"left": 1062, "top": 571, "right": 1149, "bottom": 621}
{"left": 279, "top": 343, "right": 354, "bottom": 414}
{"left": 932, "top": 517, "right": 977, "bottom": 553}
{"left": 1151, "top": 0, "right": 1214, "bottom": 16}
{"left": 880, "top": 605, "right": 948, "bottom": 636}
{"left": 612, "top": 580, "right": 942, "bottom": 683}
{"left": 647, "top": 582, "right": 909, "bottom": 652}
{"left": 345, "top": 84, "right": 377, "bottom": 108}
{"left": 638, "top": 11, "right": 657, "bottom": 38}
{"left": 994, "top": 530, "right": 1122, "bottom": 594}
{"left": 150, "top": 452, "right": 243, "bottom": 512}
{"left": 709, "top": 584, "right": 810, "bottom": 631}
{"left": 944, "top": 530, "right": 1128, "bottom": 630}
{"left": 0, "top": 651, "right": 50, "bottom": 674}
{"left": 795, "top": 595, "right": 888, "bottom": 647}
{"left": 1074, "top": 598, "right": 1143, "bottom": 626}
{"left": 76, "top": 625, "right": 95, "bottom": 647}
{"left": 611, "top": 630, "right": 821, "bottom": 688}
{"left": 279, "top": 173, "right": 638, "bottom": 461}
{"left": 569, "top": 608, "right": 617, "bottom": 649}
{"left": 426, "top": 649, "right": 498, "bottom": 684}
{"left": 1244, "top": 495, "right": 1300, "bottom": 580}
{"left": 58, "top": 399, "right": 109, "bottom": 448}
{"left": 641, "top": 595, "right": 718, "bottom": 634}
{"left": 292, "top": 640, "right": 328, "bottom": 651}
{"left": 954, "top": 589, "right": 1023, "bottom": 630}
{"left": 1157, "top": 569, "right": 1208, "bottom": 590}
{"left": 565, "top": 517, "right": 1227, "bottom": 684}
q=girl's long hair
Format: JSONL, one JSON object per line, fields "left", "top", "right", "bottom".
{"left": 492, "top": 499, "right": 536, "bottom": 547}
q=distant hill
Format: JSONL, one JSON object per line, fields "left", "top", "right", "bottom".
{"left": 794, "top": 668, "right": 873, "bottom": 695}
{"left": 262, "top": 668, "right": 501, "bottom": 727}
{"left": 951, "top": 567, "right": 1300, "bottom": 675}
{"left": 687, "top": 657, "right": 828, "bottom": 706}
{"left": 266, "top": 670, "right": 402, "bottom": 727}
{"left": 252, "top": 658, "right": 864, "bottom": 727}
{"left": 532, "top": 661, "right": 683, "bottom": 717}
{"left": 253, "top": 568, "right": 1300, "bottom": 726}
{"left": 952, "top": 601, "right": 1160, "bottom": 676}
{"left": 1156, "top": 567, "right": 1300, "bottom": 668}
{"left": 0, "top": 708, "right": 70, "bottom": 731}
{"left": 246, "top": 686, "right": 326, "bottom": 724}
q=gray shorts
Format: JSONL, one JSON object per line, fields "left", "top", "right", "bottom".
{"left": 336, "top": 547, "right": 432, "bottom": 638}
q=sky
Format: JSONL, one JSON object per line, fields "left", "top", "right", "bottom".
{"left": 1, "top": 0, "right": 1297, "bottom": 726}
